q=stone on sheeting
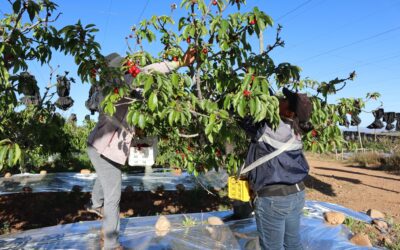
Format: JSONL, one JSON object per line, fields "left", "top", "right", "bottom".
{"left": 80, "top": 169, "right": 91, "bottom": 174}
{"left": 155, "top": 215, "right": 171, "bottom": 237}
{"left": 366, "top": 209, "right": 385, "bottom": 219}
{"left": 350, "top": 233, "right": 372, "bottom": 247}
{"left": 323, "top": 211, "right": 345, "bottom": 225}
{"left": 207, "top": 216, "right": 224, "bottom": 226}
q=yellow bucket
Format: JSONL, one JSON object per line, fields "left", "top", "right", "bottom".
{"left": 228, "top": 176, "right": 251, "bottom": 202}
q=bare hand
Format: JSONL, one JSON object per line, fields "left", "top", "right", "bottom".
{"left": 181, "top": 48, "right": 196, "bottom": 66}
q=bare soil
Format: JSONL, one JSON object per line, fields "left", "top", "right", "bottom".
{"left": 1, "top": 156, "right": 399, "bottom": 235}
{"left": 0, "top": 189, "right": 230, "bottom": 234}
{"left": 305, "top": 156, "right": 400, "bottom": 222}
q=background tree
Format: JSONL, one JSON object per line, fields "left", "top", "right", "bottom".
{"left": 0, "top": 0, "right": 105, "bottom": 171}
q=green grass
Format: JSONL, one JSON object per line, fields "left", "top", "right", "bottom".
{"left": 343, "top": 217, "right": 366, "bottom": 234}
{"left": 0, "top": 222, "right": 11, "bottom": 235}
{"left": 182, "top": 214, "right": 197, "bottom": 227}
{"left": 348, "top": 152, "right": 382, "bottom": 167}
{"left": 343, "top": 217, "right": 400, "bottom": 249}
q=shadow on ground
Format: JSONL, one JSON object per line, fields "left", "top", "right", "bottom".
{"left": 303, "top": 175, "right": 336, "bottom": 197}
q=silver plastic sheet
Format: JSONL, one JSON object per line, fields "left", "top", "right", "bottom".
{"left": 0, "top": 201, "right": 380, "bottom": 250}
{"left": 0, "top": 170, "right": 196, "bottom": 194}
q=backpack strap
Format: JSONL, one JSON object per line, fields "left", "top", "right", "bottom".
{"left": 239, "top": 135, "right": 296, "bottom": 176}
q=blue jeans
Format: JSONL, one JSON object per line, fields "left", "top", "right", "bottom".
{"left": 254, "top": 190, "right": 305, "bottom": 250}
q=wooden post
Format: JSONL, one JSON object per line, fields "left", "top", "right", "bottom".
{"left": 357, "top": 125, "right": 363, "bottom": 149}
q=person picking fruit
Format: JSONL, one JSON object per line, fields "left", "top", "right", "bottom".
{"left": 86, "top": 48, "right": 195, "bottom": 250}
{"left": 238, "top": 87, "right": 312, "bottom": 250}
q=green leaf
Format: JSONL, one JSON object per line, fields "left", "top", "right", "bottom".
{"left": 148, "top": 92, "right": 158, "bottom": 111}
{"left": 132, "top": 111, "right": 140, "bottom": 125}
{"left": 237, "top": 98, "right": 246, "bottom": 118}
{"left": 0, "top": 146, "right": 9, "bottom": 166}
{"left": 243, "top": 73, "right": 252, "bottom": 87}
{"left": 180, "top": 112, "right": 186, "bottom": 125}
{"left": 178, "top": 17, "right": 186, "bottom": 31}
{"left": 255, "top": 97, "right": 261, "bottom": 115}
{"left": 0, "top": 139, "right": 12, "bottom": 145}
{"left": 220, "top": 20, "right": 229, "bottom": 34}
{"left": 220, "top": 41, "right": 229, "bottom": 51}
{"left": 311, "top": 142, "right": 318, "bottom": 152}
{"left": 140, "top": 55, "right": 146, "bottom": 66}
{"left": 223, "top": 96, "right": 231, "bottom": 109}
{"left": 13, "top": 143, "right": 21, "bottom": 165}
{"left": 7, "top": 146, "right": 14, "bottom": 167}
{"left": 205, "top": 123, "right": 213, "bottom": 135}
{"left": 13, "top": 0, "right": 21, "bottom": 13}
{"left": 250, "top": 98, "right": 256, "bottom": 116}
{"left": 144, "top": 75, "right": 153, "bottom": 93}
{"left": 138, "top": 114, "right": 146, "bottom": 129}
{"left": 168, "top": 111, "right": 174, "bottom": 126}
{"left": 27, "top": 2, "right": 37, "bottom": 21}
{"left": 126, "top": 110, "right": 134, "bottom": 126}
{"left": 171, "top": 73, "right": 179, "bottom": 86}
{"left": 257, "top": 18, "right": 266, "bottom": 32}
{"left": 207, "top": 133, "right": 214, "bottom": 143}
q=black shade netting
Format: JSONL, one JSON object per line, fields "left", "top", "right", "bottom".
{"left": 383, "top": 112, "right": 396, "bottom": 130}
{"left": 55, "top": 96, "right": 74, "bottom": 111}
{"left": 351, "top": 114, "right": 361, "bottom": 126}
{"left": 367, "top": 109, "right": 385, "bottom": 129}
{"left": 17, "top": 72, "right": 39, "bottom": 96}
{"left": 56, "top": 76, "right": 71, "bottom": 97}
{"left": 67, "top": 113, "right": 77, "bottom": 123}
{"left": 395, "top": 113, "right": 400, "bottom": 131}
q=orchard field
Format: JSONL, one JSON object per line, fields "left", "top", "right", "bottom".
{"left": 1, "top": 0, "right": 399, "bottom": 249}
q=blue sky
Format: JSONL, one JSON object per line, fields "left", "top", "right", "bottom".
{"left": 19, "top": 0, "right": 400, "bottom": 129}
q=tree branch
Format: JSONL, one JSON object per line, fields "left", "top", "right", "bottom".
{"left": 20, "top": 12, "right": 62, "bottom": 34}
{"left": 178, "top": 132, "right": 199, "bottom": 138}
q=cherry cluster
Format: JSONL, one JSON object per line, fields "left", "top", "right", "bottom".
{"left": 126, "top": 60, "right": 141, "bottom": 78}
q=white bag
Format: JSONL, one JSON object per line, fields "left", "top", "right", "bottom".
{"left": 128, "top": 137, "right": 158, "bottom": 167}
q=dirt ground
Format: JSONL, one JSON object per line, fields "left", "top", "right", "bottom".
{"left": 1, "top": 156, "right": 399, "bottom": 235}
{"left": 0, "top": 189, "right": 230, "bottom": 234}
{"left": 304, "top": 155, "right": 400, "bottom": 222}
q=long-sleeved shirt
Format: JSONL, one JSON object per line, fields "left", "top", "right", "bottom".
{"left": 87, "top": 61, "right": 180, "bottom": 165}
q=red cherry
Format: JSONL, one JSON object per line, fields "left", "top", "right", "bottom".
{"left": 212, "top": 0, "right": 217, "bottom": 5}
{"left": 311, "top": 130, "right": 318, "bottom": 137}
{"left": 90, "top": 68, "right": 97, "bottom": 78}
{"left": 243, "top": 89, "right": 252, "bottom": 97}
{"left": 249, "top": 18, "right": 256, "bottom": 25}
{"left": 251, "top": 75, "right": 255, "bottom": 81}
{"left": 215, "top": 149, "right": 222, "bottom": 157}
{"left": 114, "top": 87, "right": 119, "bottom": 94}
{"left": 126, "top": 60, "right": 134, "bottom": 67}
{"left": 128, "top": 66, "right": 136, "bottom": 75}
{"left": 173, "top": 56, "right": 178, "bottom": 61}
{"left": 186, "top": 37, "right": 191, "bottom": 43}
{"left": 202, "top": 48, "right": 208, "bottom": 54}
